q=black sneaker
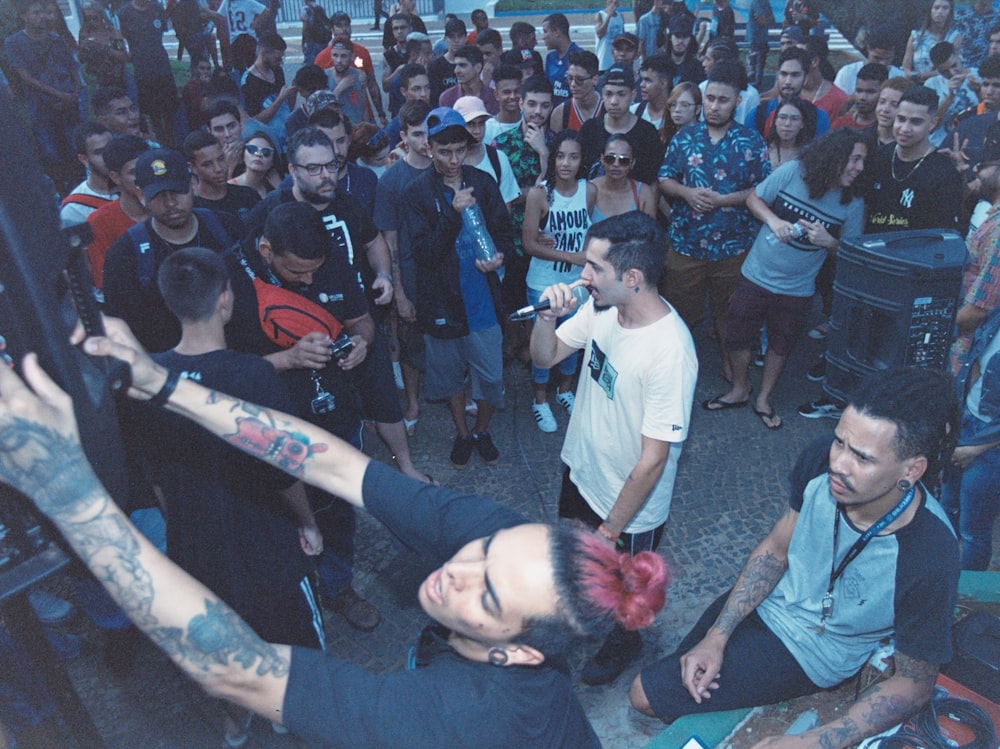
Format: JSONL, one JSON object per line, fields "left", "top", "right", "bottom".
{"left": 472, "top": 431, "right": 500, "bottom": 465}
{"left": 450, "top": 434, "right": 473, "bottom": 468}
{"left": 797, "top": 397, "right": 843, "bottom": 420}
{"left": 806, "top": 358, "right": 826, "bottom": 383}
{"left": 581, "top": 628, "right": 642, "bottom": 686}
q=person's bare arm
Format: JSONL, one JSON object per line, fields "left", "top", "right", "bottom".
{"left": 601, "top": 436, "right": 670, "bottom": 539}
{"left": 750, "top": 653, "right": 939, "bottom": 749}
{"left": 955, "top": 302, "right": 988, "bottom": 335}
{"left": 529, "top": 283, "right": 585, "bottom": 368}
{"left": 280, "top": 481, "right": 322, "bottom": 556}
{"left": 0, "top": 355, "right": 292, "bottom": 722}
{"left": 364, "top": 233, "right": 395, "bottom": 305}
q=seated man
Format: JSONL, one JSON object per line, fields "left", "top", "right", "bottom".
{"left": 630, "top": 368, "right": 961, "bottom": 749}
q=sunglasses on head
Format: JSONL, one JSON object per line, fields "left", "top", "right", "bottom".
{"left": 246, "top": 143, "right": 275, "bottom": 158}
{"left": 601, "top": 153, "right": 633, "bottom": 167}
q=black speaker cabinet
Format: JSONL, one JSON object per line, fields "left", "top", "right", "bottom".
{"left": 824, "top": 230, "right": 967, "bottom": 404}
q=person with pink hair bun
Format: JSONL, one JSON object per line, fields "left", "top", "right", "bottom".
{"left": 0, "top": 317, "right": 672, "bottom": 749}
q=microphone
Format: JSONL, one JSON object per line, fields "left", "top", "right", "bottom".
{"left": 508, "top": 285, "right": 590, "bottom": 321}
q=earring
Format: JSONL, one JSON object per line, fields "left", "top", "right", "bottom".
{"left": 487, "top": 647, "right": 508, "bottom": 666}
{"left": 897, "top": 479, "right": 911, "bottom": 492}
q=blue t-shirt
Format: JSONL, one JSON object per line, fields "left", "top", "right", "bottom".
{"left": 546, "top": 42, "right": 583, "bottom": 104}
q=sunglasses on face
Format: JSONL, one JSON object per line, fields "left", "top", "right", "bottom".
{"left": 601, "top": 153, "right": 633, "bottom": 166}
{"left": 246, "top": 143, "right": 275, "bottom": 158}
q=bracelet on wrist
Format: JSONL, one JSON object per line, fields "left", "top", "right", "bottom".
{"left": 377, "top": 271, "right": 394, "bottom": 283}
{"left": 148, "top": 369, "right": 179, "bottom": 408}
{"left": 597, "top": 523, "right": 622, "bottom": 548}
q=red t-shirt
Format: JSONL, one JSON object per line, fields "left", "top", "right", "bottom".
{"left": 86, "top": 200, "right": 137, "bottom": 289}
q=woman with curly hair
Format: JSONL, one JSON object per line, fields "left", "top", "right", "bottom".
{"left": 704, "top": 128, "right": 870, "bottom": 430}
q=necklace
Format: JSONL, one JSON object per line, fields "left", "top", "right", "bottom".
{"left": 810, "top": 80, "right": 827, "bottom": 103}
{"left": 890, "top": 144, "right": 934, "bottom": 182}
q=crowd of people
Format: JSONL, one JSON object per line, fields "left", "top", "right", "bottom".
{"left": 0, "top": 0, "right": 998, "bottom": 747}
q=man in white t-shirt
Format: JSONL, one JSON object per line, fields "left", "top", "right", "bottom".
{"left": 454, "top": 96, "right": 520, "bottom": 208}
{"left": 531, "top": 211, "right": 698, "bottom": 686}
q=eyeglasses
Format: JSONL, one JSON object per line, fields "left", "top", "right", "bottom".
{"left": 601, "top": 153, "right": 633, "bottom": 166}
{"left": 294, "top": 160, "right": 338, "bottom": 176}
{"left": 669, "top": 101, "right": 695, "bottom": 110}
{"left": 566, "top": 74, "right": 595, "bottom": 84}
{"left": 775, "top": 113, "right": 803, "bottom": 123}
{"left": 246, "top": 143, "right": 275, "bottom": 158}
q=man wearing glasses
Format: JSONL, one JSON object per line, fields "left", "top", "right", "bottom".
{"left": 550, "top": 50, "right": 604, "bottom": 133}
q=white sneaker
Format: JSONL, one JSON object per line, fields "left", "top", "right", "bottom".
{"left": 532, "top": 402, "right": 558, "bottom": 432}
{"left": 555, "top": 390, "right": 575, "bottom": 414}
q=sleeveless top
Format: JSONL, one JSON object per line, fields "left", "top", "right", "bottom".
{"left": 526, "top": 179, "right": 591, "bottom": 289}
{"left": 591, "top": 179, "right": 641, "bottom": 224}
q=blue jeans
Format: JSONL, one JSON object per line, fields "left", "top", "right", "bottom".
{"left": 941, "top": 413, "right": 1000, "bottom": 570}
{"left": 525, "top": 286, "right": 580, "bottom": 385}
{"left": 311, "top": 428, "right": 362, "bottom": 597}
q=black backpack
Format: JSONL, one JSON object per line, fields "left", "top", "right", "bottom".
{"left": 305, "top": 4, "right": 332, "bottom": 45}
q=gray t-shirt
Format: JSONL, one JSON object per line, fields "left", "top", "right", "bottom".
{"left": 741, "top": 160, "right": 863, "bottom": 297}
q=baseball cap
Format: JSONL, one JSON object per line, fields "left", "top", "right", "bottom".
{"left": 781, "top": 25, "right": 805, "bottom": 44}
{"left": 668, "top": 14, "right": 694, "bottom": 37}
{"left": 135, "top": 148, "right": 190, "bottom": 201}
{"left": 453, "top": 96, "right": 490, "bottom": 123}
{"left": 305, "top": 90, "right": 341, "bottom": 117}
{"left": 329, "top": 37, "right": 351, "bottom": 52}
{"left": 602, "top": 64, "right": 635, "bottom": 89}
{"left": 613, "top": 32, "right": 639, "bottom": 50}
{"left": 426, "top": 107, "right": 473, "bottom": 141}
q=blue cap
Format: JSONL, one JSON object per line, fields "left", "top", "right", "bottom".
{"left": 426, "top": 107, "right": 473, "bottom": 142}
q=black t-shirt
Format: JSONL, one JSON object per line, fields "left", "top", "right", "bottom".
{"left": 102, "top": 209, "right": 243, "bottom": 352}
{"left": 282, "top": 462, "right": 603, "bottom": 749}
{"left": 579, "top": 116, "right": 666, "bottom": 184}
{"left": 428, "top": 54, "right": 458, "bottom": 106}
{"left": 194, "top": 184, "right": 260, "bottom": 229}
{"left": 245, "top": 187, "right": 379, "bottom": 291}
{"left": 242, "top": 67, "right": 286, "bottom": 117}
{"left": 224, "top": 239, "right": 369, "bottom": 439}
{"left": 381, "top": 12, "right": 427, "bottom": 50}
{"left": 865, "top": 142, "right": 962, "bottom": 233}
{"left": 142, "top": 349, "right": 315, "bottom": 644}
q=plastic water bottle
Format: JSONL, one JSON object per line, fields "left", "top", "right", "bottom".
{"left": 766, "top": 222, "right": 806, "bottom": 245}
{"left": 459, "top": 203, "right": 498, "bottom": 262}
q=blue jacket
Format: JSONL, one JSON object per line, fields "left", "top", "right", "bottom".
{"left": 955, "top": 304, "right": 1000, "bottom": 446}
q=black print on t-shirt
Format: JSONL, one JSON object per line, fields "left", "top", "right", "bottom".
{"left": 588, "top": 340, "right": 617, "bottom": 400}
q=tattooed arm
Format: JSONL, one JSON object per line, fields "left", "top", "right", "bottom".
{"left": 0, "top": 355, "right": 292, "bottom": 723}
{"left": 679, "top": 508, "right": 798, "bottom": 704}
{"left": 749, "top": 652, "right": 938, "bottom": 749}
{"left": 83, "top": 319, "right": 372, "bottom": 507}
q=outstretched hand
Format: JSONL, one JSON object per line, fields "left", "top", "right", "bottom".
{"left": 0, "top": 353, "right": 102, "bottom": 517}
{"left": 82, "top": 316, "right": 170, "bottom": 401}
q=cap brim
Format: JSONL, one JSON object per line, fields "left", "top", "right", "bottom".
{"left": 141, "top": 180, "right": 191, "bottom": 202}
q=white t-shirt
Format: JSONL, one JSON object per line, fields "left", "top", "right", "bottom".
{"left": 468, "top": 146, "right": 521, "bottom": 204}
{"left": 833, "top": 60, "right": 907, "bottom": 95}
{"left": 558, "top": 299, "right": 698, "bottom": 533}
{"left": 484, "top": 117, "right": 521, "bottom": 146}
{"left": 60, "top": 181, "right": 116, "bottom": 226}
{"left": 217, "top": 0, "right": 265, "bottom": 42}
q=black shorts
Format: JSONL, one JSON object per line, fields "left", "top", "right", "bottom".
{"left": 725, "top": 276, "right": 810, "bottom": 357}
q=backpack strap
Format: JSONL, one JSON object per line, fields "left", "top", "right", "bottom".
{"left": 485, "top": 144, "right": 502, "bottom": 184}
{"left": 192, "top": 208, "right": 236, "bottom": 251}
{"left": 125, "top": 221, "right": 156, "bottom": 290}
{"left": 61, "top": 193, "right": 111, "bottom": 209}
{"left": 561, "top": 101, "right": 571, "bottom": 130}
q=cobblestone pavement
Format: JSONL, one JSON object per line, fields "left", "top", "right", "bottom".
{"left": 20, "top": 21, "right": 997, "bottom": 749}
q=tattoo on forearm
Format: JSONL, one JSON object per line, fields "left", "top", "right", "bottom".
{"left": 859, "top": 688, "right": 921, "bottom": 732}
{"left": 204, "top": 390, "right": 328, "bottom": 476}
{"left": 894, "top": 653, "right": 938, "bottom": 683}
{"left": 715, "top": 551, "right": 787, "bottom": 636}
{"left": 149, "top": 600, "right": 289, "bottom": 680}
{"left": 0, "top": 419, "right": 104, "bottom": 518}
{"left": 816, "top": 718, "right": 861, "bottom": 749}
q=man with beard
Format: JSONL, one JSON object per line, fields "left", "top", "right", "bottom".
{"left": 664, "top": 14, "right": 702, "bottom": 86}
{"left": 658, "top": 62, "right": 769, "bottom": 383}
{"left": 631, "top": 368, "right": 960, "bottom": 749}
{"left": 531, "top": 212, "right": 697, "bottom": 685}
{"left": 746, "top": 47, "right": 829, "bottom": 137}
{"left": 241, "top": 32, "right": 297, "bottom": 136}
{"left": 830, "top": 63, "right": 887, "bottom": 131}
{"left": 328, "top": 38, "right": 370, "bottom": 128}
{"left": 103, "top": 148, "right": 243, "bottom": 352}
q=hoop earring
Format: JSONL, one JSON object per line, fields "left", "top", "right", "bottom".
{"left": 488, "top": 647, "right": 508, "bottom": 666}
{"left": 897, "top": 479, "right": 911, "bottom": 492}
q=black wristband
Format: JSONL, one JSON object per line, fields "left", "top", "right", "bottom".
{"left": 148, "top": 369, "right": 179, "bottom": 408}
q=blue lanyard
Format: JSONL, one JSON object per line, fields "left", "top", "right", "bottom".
{"left": 821, "top": 485, "right": 916, "bottom": 624}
